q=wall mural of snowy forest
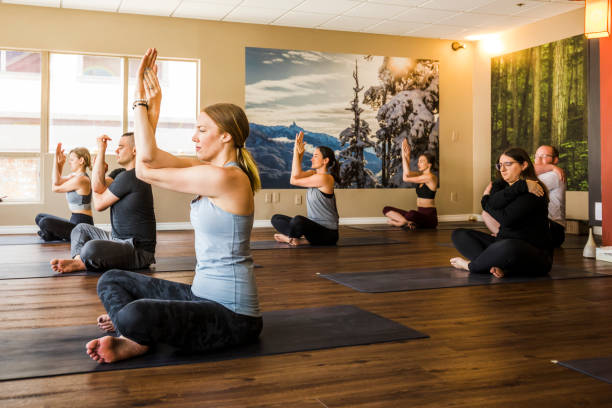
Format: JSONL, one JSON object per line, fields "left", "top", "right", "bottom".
{"left": 245, "top": 47, "right": 439, "bottom": 189}
{"left": 491, "top": 34, "right": 587, "bottom": 191}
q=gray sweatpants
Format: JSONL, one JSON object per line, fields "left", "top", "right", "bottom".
{"left": 70, "top": 224, "right": 155, "bottom": 272}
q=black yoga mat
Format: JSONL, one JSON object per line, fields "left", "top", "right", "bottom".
{"left": 0, "top": 305, "right": 427, "bottom": 381}
{"left": 0, "top": 257, "right": 262, "bottom": 280}
{"left": 0, "top": 235, "right": 65, "bottom": 245}
{"left": 251, "top": 236, "right": 403, "bottom": 250}
{"left": 346, "top": 222, "right": 487, "bottom": 232}
{"left": 319, "top": 265, "right": 611, "bottom": 293}
{"left": 556, "top": 357, "right": 612, "bottom": 384}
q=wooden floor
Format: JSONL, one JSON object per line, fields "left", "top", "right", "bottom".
{"left": 1, "top": 226, "right": 612, "bottom": 407}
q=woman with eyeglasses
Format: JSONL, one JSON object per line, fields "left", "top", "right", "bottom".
{"left": 382, "top": 138, "right": 438, "bottom": 230}
{"left": 450, "top": 147, "right": 552, "bottom": 278}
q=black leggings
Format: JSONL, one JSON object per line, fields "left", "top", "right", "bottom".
{"left": 451, "top": 228, "right": 552, "bottom": 277}
{"left": 35, "top": 212, "right": 93, "bottom": 241}
{"left": 97, "top": 270, "right": 263, "bottom": 352}
{"left": 271, "top": 214, "right": 339, "bottom": 246}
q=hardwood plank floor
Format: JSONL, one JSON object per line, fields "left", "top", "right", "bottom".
{"left": 1, "top": 227, "right": 611, "bottom": 407}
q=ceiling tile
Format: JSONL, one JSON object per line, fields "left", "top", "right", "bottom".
{"left": 240, "top": 0, "right": 304, "bottom": 10}
{"left": 365, "top": 0, "right": 428, "bottom": 5}
{"left": 420, "top": 0, "right": 495, "bottom": 12}
{"left": 295, "top": 0, "right": 363, "bottom": 14}
{"left": 319, "top": 15, "right": 382, "bottom": 31}
{"left": 2, "top": 0, "right": 60, "bottom": 7}
{"left": 119, "top": 0, "right": 182, "bottom": 16}
{"left": 407, "top": 23, "right": 468, "bottom": 39}
{"left": 62, "top": 0, "right": 122, "bottom": 12}
{"left": 363, "top": 20, "right": 428, "bottom": 35}
{"left": 271, "top": 11, "right": 336, "bottom": 28}
{"left": 514, "top": 1, "right": 583, "bottom": 19}
{"left": 224, "top": 6, "right": 287, "bottom": 24}
{"left": 344, "top": 2, "right": 411, "bottom": 19}
{"left": 440, "top": 12, "right": 509, "bottom": 27}
{"left": 172, "top": 1, "right": 236, "bottom": 20}
{"left": 470, "top": 0, "right": 544, "bottom": 16}
{"left": 392, "top": 7, "right": 459, "bottom": 23}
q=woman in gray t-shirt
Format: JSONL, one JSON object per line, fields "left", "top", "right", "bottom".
{"left": 271, "top": 131, "right": 339, "bottom": 246}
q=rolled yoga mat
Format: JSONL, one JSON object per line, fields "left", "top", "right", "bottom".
{"left": 0, "top": 257, "right": 262, "bottom": 280}
{"left": 319, "top": 265, "right": 611, "bottom": 293}
{"left": 556, "top": 357, "right": 612, "bottom": 384}
{"left": 0, "top": 305, "right": 428, "bottom": 381}
{"left": 251, "top": 236, "right": 403, "bottom": 250}
{"left": 0, "top": 235, "right": 65, "bottom": 245}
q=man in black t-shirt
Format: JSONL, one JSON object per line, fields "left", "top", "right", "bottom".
{"left": 51, "top": 133, "right": 156, "bottom": 273}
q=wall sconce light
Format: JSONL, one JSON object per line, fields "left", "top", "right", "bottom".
{"left": 451, "top": 41, "right": 466, "bottom": 51}
{"left": 585, "top": 0, "right": 610, "bottom": 38}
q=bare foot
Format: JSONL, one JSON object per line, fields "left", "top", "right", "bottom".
{"left": 86, "top": 336, "right": 149, "bottom": 364}
{"left": 490, "top": 266, "right": 505, "bottom": 278}
{"left": 50, "top": 258, "right": 86, "bottom": 273}
{"left": 388, "top": 219, "right": 406, "bottom": 227}
{"left": 288, "top": 237, "right": 310, "bottom": 246}
{"left": 97, "top": 314, "right": 116, "bottom": 332}
{"left": 274, "top": 233, "right": 291, "bottom": 244}
{"left": 401, "top": 221, "right": 416, "bottom": 231}
{"left": 450, "top": 257, "right": 470, "bottom": 271}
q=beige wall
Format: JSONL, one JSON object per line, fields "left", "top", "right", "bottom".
{"left": 472, "top": 7, "right": 589, "bottom": 220}
{"left": 0, "top": 2, "right": 476, "bottom": 226}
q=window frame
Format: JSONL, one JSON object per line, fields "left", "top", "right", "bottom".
{"left": 0, "top": 48, "right": 199, "bottom": 204}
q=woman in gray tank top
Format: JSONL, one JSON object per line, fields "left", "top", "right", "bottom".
{"left": 87, "top": 48, "right": 262, "bottom": 364}
{"left": 35, "top": 143, "right": 93, "bottom": 241}
{"left": 271, "top": 131, "right": 340, "bottom": 246}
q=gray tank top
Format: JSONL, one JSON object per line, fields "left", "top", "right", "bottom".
{"left": 66, "top": 174, "right": 91, "bottom": 211}
{"left": 190, "top": 162, "right": 260, "bottom": 317}
{"left": 307, "top": 187, "right": 339, "bottom": 230}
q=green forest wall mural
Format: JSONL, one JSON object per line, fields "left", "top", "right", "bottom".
{"left": 491, "top": 34, "right": 587, "bottom": 191}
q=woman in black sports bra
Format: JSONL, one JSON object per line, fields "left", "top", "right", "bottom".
{"left": 382, "top": 138, "right": 438, "bottom": 230}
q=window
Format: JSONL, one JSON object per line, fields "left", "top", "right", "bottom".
{"left": 0, "top": 50, "right": 198, "bottom": 204}
{"left": 49, "top": 54, "right": 123, "bottom": 153}
{"left": 127, "top": 58, "right": 198, "bottom": 155}
{"left": 0, "top": 50, "right": 41, "bottom": 202}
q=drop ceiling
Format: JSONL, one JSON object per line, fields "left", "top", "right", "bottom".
{"left": 0, "top": 0, "right": 585, "bottom": 40}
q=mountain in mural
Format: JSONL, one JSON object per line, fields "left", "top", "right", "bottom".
{"left": 247, "top": 122, "right": 381, "bottom": 189}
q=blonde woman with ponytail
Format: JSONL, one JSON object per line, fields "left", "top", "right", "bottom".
{"left": 35, "top": 143, "right": 94, "bottom": 241}
{"left": 86, "top": 48, "right": 263, "bottom": 364}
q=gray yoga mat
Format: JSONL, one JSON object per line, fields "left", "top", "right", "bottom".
{"left": 556, "top": 357, "right": 612, "bottom": 384}
{"left": 0, "top": 257, "right": 262, "bottom": 280}
{"left": 0, "top": 305, "right": 427, "bottom": 381}
{"left": 0, "top": 235, "right": 65, "bottom": 245}
{"left": 319, "top": 265, "right": 611, "bottom": 293}
{"left": 251, "top": 236, "right": 403, "bottom": 250}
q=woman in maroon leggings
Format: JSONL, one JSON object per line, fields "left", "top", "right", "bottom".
{"left": 383, "top": 138, "right": 438, "bottom": 230}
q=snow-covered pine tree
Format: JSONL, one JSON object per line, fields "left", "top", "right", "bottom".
{"left": 338, "top": 59, "right": 377, "bottom": 188}
{"left": 365, "top": 58, "right": 439, "bottom": 187}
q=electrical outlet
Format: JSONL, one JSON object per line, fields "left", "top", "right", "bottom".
{"left": 273, "top": 192, "right": 280, "bottom": 203}
{"left": 265, "top": 193, "right": 272, "bottom": 203}
{"left": 450, "top": 192, "right": 458, "bottom": 202}
{"left": 295, "top": 194, "right": 302, "bottom": 205}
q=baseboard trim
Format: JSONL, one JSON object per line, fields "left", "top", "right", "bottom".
{"left": 0, "top": 214, "right": 481, "bottom": 234}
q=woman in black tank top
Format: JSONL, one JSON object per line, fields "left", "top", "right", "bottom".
{"left": 382, "top": 138, "right": 438, "bottom": 230}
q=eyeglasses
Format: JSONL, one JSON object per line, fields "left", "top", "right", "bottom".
{"left": 495, "top": 161, "right": 518, "bottom": 170}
